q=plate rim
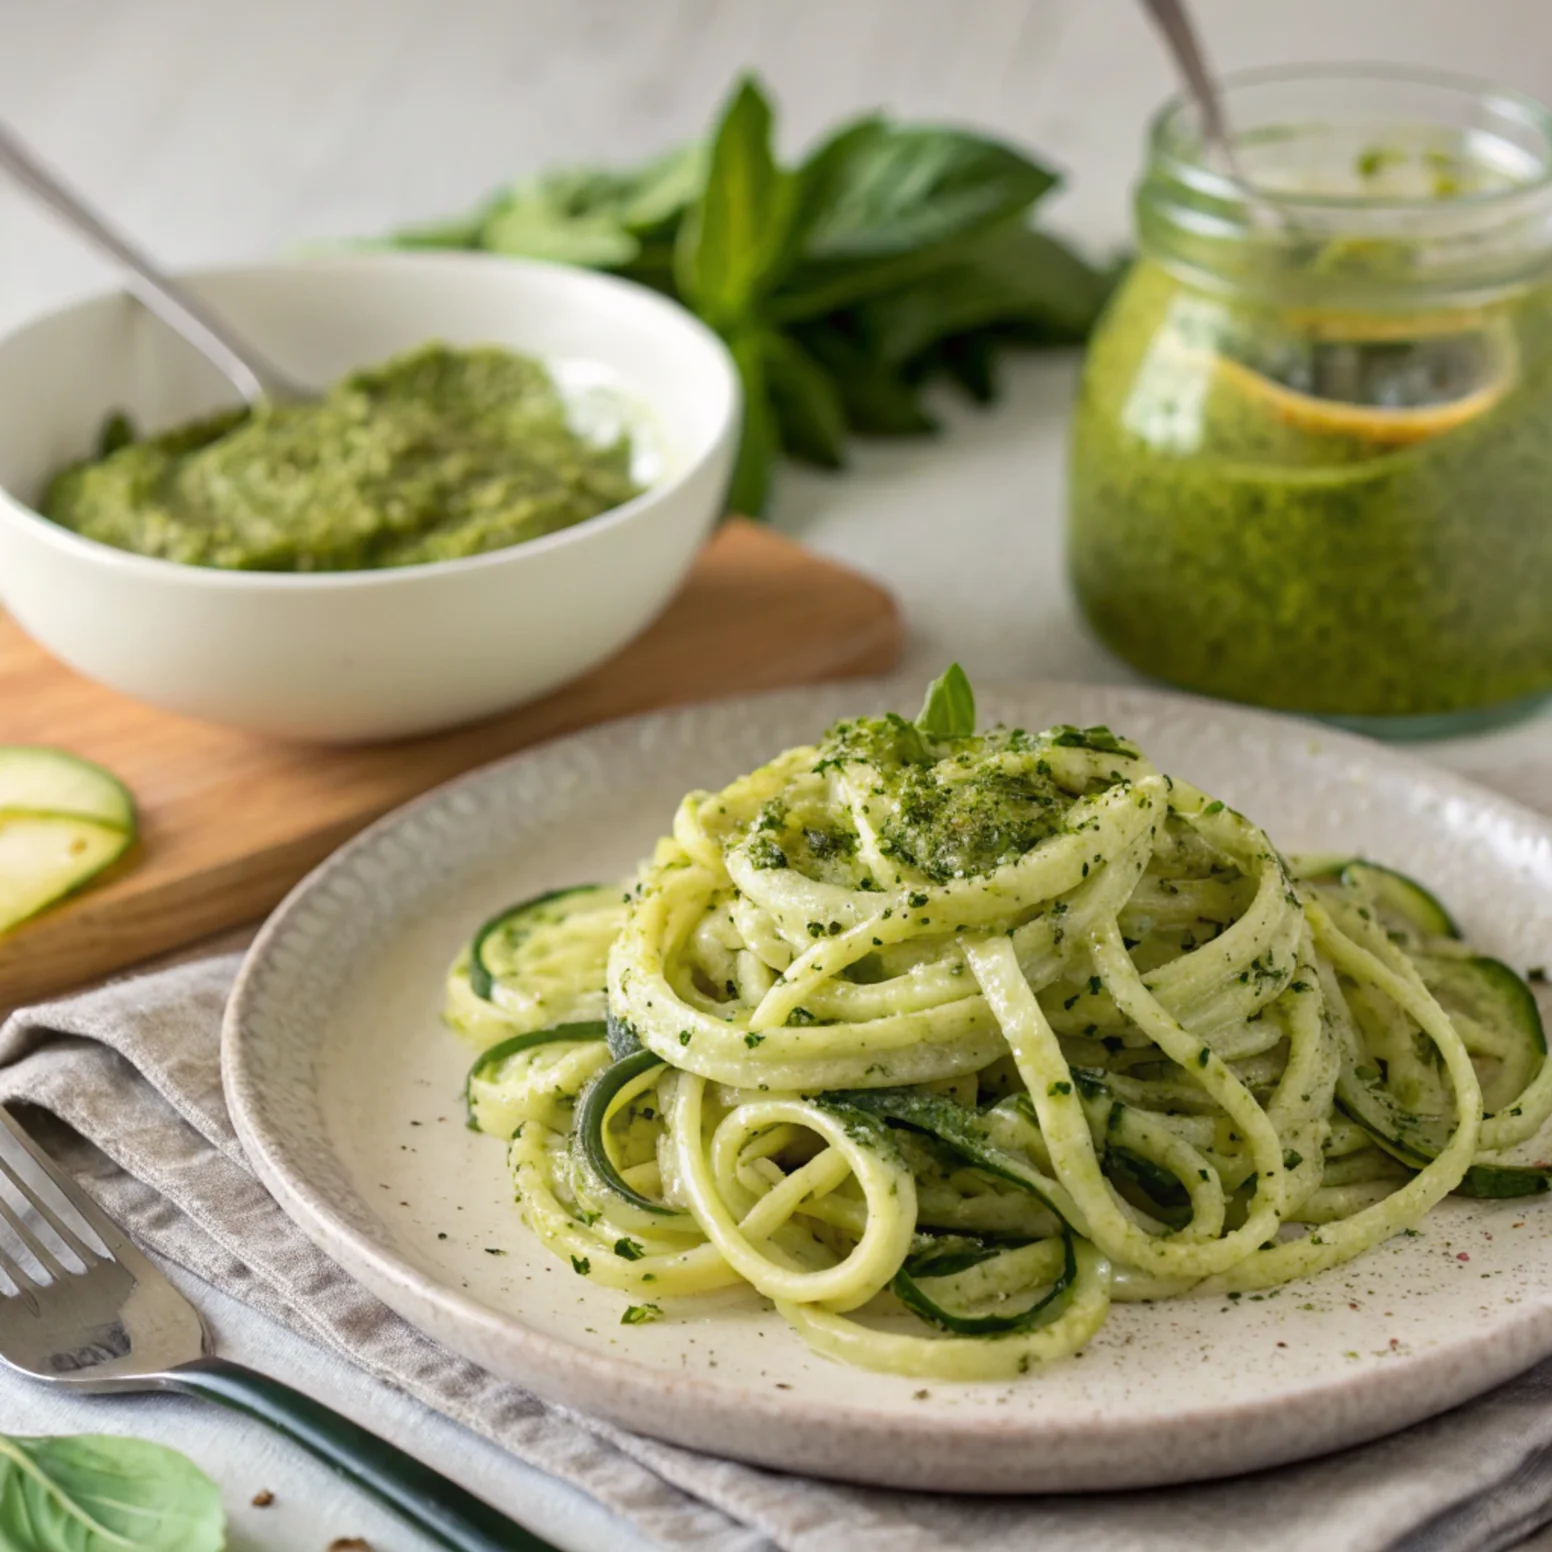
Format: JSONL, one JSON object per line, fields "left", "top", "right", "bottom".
{"left": 222, "top": 675, "right": 1552, "bottom": 1492}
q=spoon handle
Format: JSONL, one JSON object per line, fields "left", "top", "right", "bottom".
{"left": 1135, "top": 0, "right": 1241, "bottom": 177}
{"left": 0, "top": 119, "right": 295, "bottom": 403}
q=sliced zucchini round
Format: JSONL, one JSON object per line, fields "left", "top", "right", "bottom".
{"left": 1421, "top": 953, "right": 1545, "bottom": 1114}
{"left": 1333, "top": 1077, "right": 1546, "bottom": 1196}
{"left": 465, "top": 1020, "right": 610, "bottom": 1138}
{"left": 1336, "top": 954, "right": 1549, "bottom": 1197}
{"left": 0, "top": 747, "right": 136, "bottom": 832}
{"left": 1334, "top": 1067, "right": 1447, "bottom": 1173}
{"left": 444, "top": 883, "right": 627, "bottom": 1048}
{"left": 1294, "top": 857, "right": 1461, "bottom": 940}
{"left": 0, "top": 813, "right": 134, "bottom": 935}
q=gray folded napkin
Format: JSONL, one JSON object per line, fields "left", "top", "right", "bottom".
{"left": 4, "top": 956, "right": 1552, "bottom": 1552}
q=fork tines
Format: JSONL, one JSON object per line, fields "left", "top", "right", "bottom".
{"left": 0, "top": 1108, "right": 112, "bottom": 1292}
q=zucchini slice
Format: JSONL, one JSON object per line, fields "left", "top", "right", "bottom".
{"left": 821, "top": 1089, "right": 1069, "bottom": 1221}
{"left": 1421, "top": 953, "right": 1545, "bottom": 1115}
{"left": 1455, "top": 1163, "right": 1552, "bottom": 1200}
{"left": 466, "top": 1020, "right": 610, "bottom": 1138}
{"left": 820, "top": 1092, "right": 1080, "bottom": 1335}
{"left": 1336, "top": 954, "right": 1549, "bottom": 1197}
{"left": 1331, "top": 1074, "right": 1539, "bottom": 1197}
{"left": 894, "top": 1233, "right": 1077, "bottom": 1335}
{"left": 1295, "top": 857, "right": 1461, "bottom": 940}
{"left": 0, "top": 813, "right": 134, "bottom": 934}
{"left": 1106, "top": 1146, "right": 1195, "bottom": 1230}
{"left": 573, "top": 1049, "right": 688, "bottom": 1222}
{"left": 0, "top": 746, "right": 136, "bottom": 832}
{"left": 444, "top": 883, "right": 627, "bottom": 1048}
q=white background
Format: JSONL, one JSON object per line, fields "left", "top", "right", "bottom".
{"left": 2, "top": 2, "right": 1550, "bottom": 1547}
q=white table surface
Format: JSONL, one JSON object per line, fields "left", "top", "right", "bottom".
{"left": 1, "top": 2, "right": 1550, "bottom": 1547}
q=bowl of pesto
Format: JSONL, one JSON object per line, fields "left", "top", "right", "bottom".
{"left": 0, "top": 252, "right": 738, "bottom": 740}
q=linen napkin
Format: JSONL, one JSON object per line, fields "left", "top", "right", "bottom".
{"left": 4, "top": 957, "right": 1552, "bottom": 1552}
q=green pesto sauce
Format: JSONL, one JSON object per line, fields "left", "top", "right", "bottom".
{"left": 810, "top": 716, "right": 1129, "bottom": 883}
{"left": 44, "top": 343, "right": 640, "bottom": 571}
{"left": 1068, "top": 260, "right": 1552, "bottom": 719}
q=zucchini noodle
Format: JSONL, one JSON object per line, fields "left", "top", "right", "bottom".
{"left": 444, "top": 668, "right": 1549, "bottom": 1380}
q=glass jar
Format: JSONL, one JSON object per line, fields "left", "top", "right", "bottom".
{"left": 1067, "top": 66, "right": 1552, "bottom": 736}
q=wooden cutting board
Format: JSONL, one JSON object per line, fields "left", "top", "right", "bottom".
{"left": 0, "top": 520, "right": 901, "bottom": 1007}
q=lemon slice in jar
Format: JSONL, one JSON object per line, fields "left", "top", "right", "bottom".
{"left": 1210, "top": 317, "right": 1517, "bottom": 448}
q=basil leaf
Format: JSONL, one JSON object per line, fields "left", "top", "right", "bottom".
{"left": 481, "top": 192, "right": 641, "bottom": 267}
{"left": 398, "top": 144, "right": 706, "bottom": 272}
{"left": 676, "top": 77, "right": 798, "bottom": 329}
{"left": 612, "top": 236, "right": 679, "bottom": 296}
{"left": 385, "top": 207, "right": 490, "bottom": 251}
{"left": 794, "top": 326, "right": 938, "bottom": 436}
{"left": 0, "top": 1433, "right": 224, "bottom": 1551}
{"left": 726, "top": 330, "right": 777, "bottom": 516}
{"left": 772, "top": 126, "right": 1061, "bottom": 320}
{"left": 784, "top": 115, "right": 886, "bottom": 251}
{"left": 934, "top": 331, "right": 1000, "bottom": 404}
{"left": 534, "top": 143, "right": 706, "bottom": 238}
{"left": 614, "top": 142, "right": 707, "bottom": 234}
{"left": 762, "top": 332, "right": 848, "bottom": 469}
{"left": 859, "top": 225, "right": 1114, "bottom": 366}
{"left": 916, "top": 663, "right": 977, "bottom": 739}
{"left": 803, "top": 124, "right": 1058, "bottom": 261}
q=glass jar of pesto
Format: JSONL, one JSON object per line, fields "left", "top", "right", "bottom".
{"left": 1068, "top": 66, "right": 1552, "bottom": 735}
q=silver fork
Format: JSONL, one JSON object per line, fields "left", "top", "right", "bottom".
{"left": 0, "top": 1105, "right": 558, "bottom": 1552}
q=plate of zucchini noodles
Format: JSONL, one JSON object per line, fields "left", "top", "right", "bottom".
{"left": 226, "top": 671, "right": 1552, "bottom": 1492}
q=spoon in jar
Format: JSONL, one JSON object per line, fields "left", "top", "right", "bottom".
{"left": 1135, "top": 0, "right": 1290, "bottom": 230}
{"left": 0, "top": 118, "right": 309, "bottom": 404}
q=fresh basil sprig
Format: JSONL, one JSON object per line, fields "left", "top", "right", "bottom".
{"left": 917, "top": 663, "right": 978, "bottom": 740}
{"left": 0, "top": 1433, "right": 224, "bottom": 1551}
{"left": 384, "top": 74, "right": 1118, "bottom": 513}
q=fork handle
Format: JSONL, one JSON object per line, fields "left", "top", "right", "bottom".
{"left": 161, "top": 1357, "right": 561, "bottom": 1552}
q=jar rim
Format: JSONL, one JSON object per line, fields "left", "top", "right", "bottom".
{"left": 1148, "top": 61, "right": 1552, "bottom": 215}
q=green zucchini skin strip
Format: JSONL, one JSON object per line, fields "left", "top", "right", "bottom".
{"left": 464, "top": 1020, "right": 608, "bottom": 1129}
{"left": 821, "top": 1089, "right": 1069, "bottom": 1223}
{"left": 577, "top": 1049, "right": 675, "bottom": 1215}
{"left": 895, "top": 1232, "right": 1077, "bottom": 1336}
{"left": 1456, "top": 1165, "right": 1552, "bottom": 1199}
{"left": 901, "top": 1236, "right": 1036, "bottom": 1280}
{"left": 1106, "top": 1146, "right": 1193, "bottom": 1229}
{"left": 468, "top": 885, "right": 604, "bottom": 1001}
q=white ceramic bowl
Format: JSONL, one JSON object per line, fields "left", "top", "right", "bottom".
{"left": 0, "top": 253, "right": 739, "bottom": 741}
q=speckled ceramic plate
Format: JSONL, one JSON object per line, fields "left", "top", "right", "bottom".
{"left": 223, "top": 679, "right": 1552, "bottom": 1493}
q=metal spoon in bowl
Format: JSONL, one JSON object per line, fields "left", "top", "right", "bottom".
{"left": 0, "top": 119, "right": 309, "bottom": 405}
